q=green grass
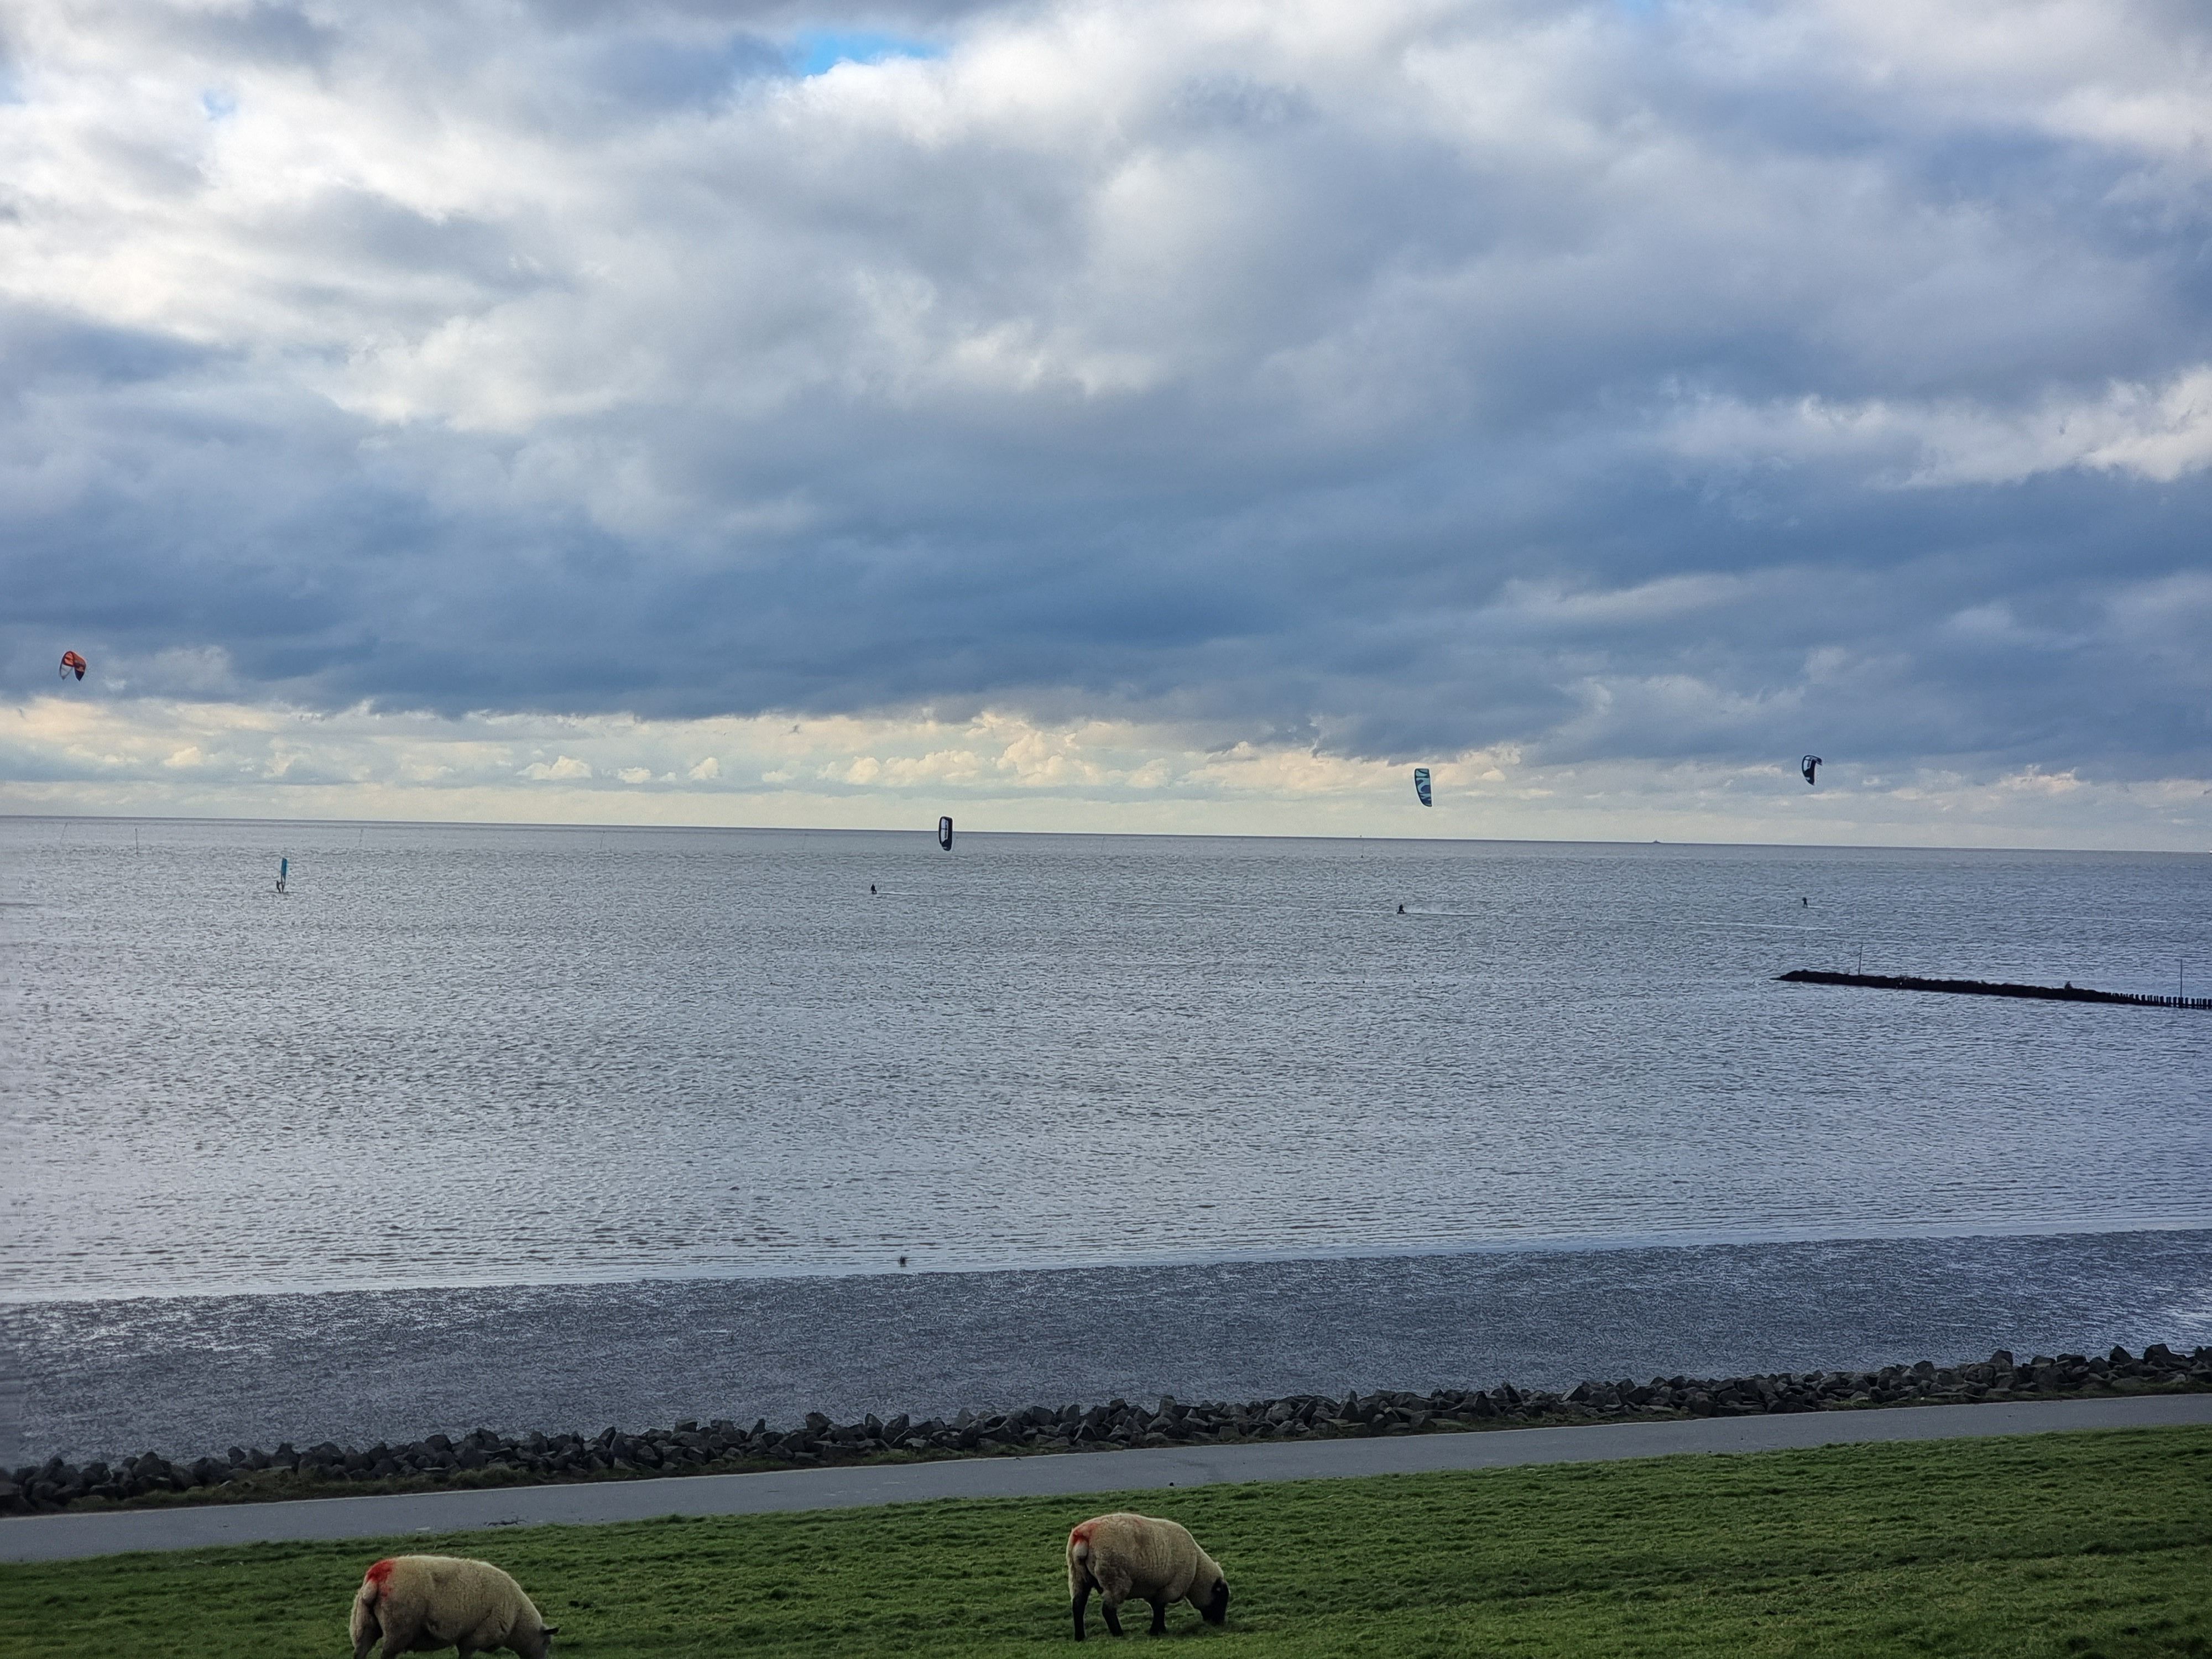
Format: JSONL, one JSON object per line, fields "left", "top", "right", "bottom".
{"left": 4, "top": 1427, "right": 2208, "bottom": 1658}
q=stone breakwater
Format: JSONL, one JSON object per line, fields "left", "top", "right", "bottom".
{"left": 4, "top": 1344, "right": 2207, "bottom": 1517}
{"left": 1776, "top": 967, "right": 2212, "bottom": 1010}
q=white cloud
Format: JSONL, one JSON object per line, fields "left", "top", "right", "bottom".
{"left": 0, "top": 696, "right": 2204, "bottom": 849}
{"left": 520, "top": 754, "right": 592, "bottom": 780}
{"left": 4, "top": 0, "right": 2194, "bottom": 462}
{"left": 1996, "top": 766, "right": 2086, "bottom": 797}
{"left": 1, "top": 0, "right": 2208, "bottom": 836}
{"left": 1661, "top": 367, "right": 2212, "bottom": 487}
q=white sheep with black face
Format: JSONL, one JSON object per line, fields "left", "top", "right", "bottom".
{"left": 349, "top": 1555, "right": 559, "bottom": 1659}
{"left": 1066, "top": 1512, "right": 1229, "bottom": 1640}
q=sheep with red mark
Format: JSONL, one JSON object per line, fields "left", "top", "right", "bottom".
{"left": 1066, "top": 1511, "right": 1229, "bottom": 1639}
{"left": 350, "top": 1555, "right": 559, "bottom": 1659}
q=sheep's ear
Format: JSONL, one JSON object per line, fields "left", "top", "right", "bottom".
{"left": 542, "top": 1626, "right": 561, "bottom": 1635}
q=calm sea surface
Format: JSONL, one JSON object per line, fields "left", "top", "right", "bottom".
{"left": 4, "top": 818, "right": 2208, "bottom": 1303}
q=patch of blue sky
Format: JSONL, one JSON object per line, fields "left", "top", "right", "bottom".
{"left": 788, "top": 29, "right": 942, "bottom": 78}
{"left": 201, "top": 88, "right": 237, "bottom": 121}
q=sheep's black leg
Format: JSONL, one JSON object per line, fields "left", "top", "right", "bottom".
{"left": 1073, "top": 1584, "right": 1091, "bottom": 1641}
{"left": 1149, "top": 1598, "right": 1168, "bottom": 1635}
{"left": 1103, "top": 1600, "right": 1124, "bottom": 1637}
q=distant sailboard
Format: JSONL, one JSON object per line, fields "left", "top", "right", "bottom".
{"left": 1412, "top": 767, "right": 1432, "bottom": 807}
{"left": 1800, "top": 755, "right": 1822, "bottom": 787}
{"left": 938, "top": 816, "right": 953, "bottom": 851}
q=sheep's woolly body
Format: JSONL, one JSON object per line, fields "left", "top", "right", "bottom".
{"left": 350, "top": 1555, "right": 557, "bottom": 1659}
{"left": 1066, "top": 1512, "right": 1229, "bottom": 1639}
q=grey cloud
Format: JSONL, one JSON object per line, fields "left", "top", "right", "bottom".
{"left": 515, "top": 0, "right": 996, "bottom": 27}
{"left": 0, "top": 309, "right": 215, "bottom": 387}
{"left": 3, "top": 0, "right": 2209, "bottom": 791}
{"left": 265, "top": 189, "right": 550, "bottom": 298}
{"left": 573, "top": 31, "right": 788, "bottom": 108}
{"left": 160, "top": 3, "right": 340, "bottom": 72}
{"left": 1162, "top": 74, "right": 1316, "bottom": 135}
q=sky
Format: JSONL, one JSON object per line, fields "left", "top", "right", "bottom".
{"left": 2, "top": 0, "right": 2208, "bottom": 847}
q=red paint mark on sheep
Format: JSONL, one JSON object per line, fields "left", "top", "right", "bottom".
{"left": 365, "top": 1559, "right": 397, "bottom": 1588}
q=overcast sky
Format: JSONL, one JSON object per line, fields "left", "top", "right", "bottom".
{"left": 3, "top": 0, "right": 2208, "bottom": 845}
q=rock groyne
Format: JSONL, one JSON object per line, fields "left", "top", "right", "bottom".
{"left": 1778, "top": 968, "right": 2212, "bottom": 1010}
{"left": 4, "top": 1344, "right": 2208, "bottom": 1516}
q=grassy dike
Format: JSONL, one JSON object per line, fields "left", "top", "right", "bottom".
{"left": 4, "top": 1427, "right": 2208, "bottom": 1658}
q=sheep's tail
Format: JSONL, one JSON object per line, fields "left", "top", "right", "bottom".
{"left": 357, "top": 1558, "right": 397, "bottom": 1608}
{"left": 352, "top": 1558, "right": 398, "bottom": 1655}
{"left": 1068, "top": 1524, "right": 1094, "bottom": 1569}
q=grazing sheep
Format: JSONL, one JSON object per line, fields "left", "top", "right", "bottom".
{"left": 350, "top": 1554, "right": 559, "bottom": 1659}
{"left": 1066, "top": 1511, "right": 1229, "bottom": 1640}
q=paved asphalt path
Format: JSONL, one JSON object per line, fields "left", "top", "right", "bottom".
{"left": 6, "top": 1395, "right": 2208, "bottom": 1564}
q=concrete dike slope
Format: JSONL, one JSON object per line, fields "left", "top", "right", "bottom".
{"left": 1778, "top": 967, "right": 2212, "bottom": 1009}
{"left": 6, "top": 1395, "right": 2210, "bottom": 1563}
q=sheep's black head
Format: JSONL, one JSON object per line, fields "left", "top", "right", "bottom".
{"left": 1201, "top": 1575, "right": 1229, "bottom": 1625}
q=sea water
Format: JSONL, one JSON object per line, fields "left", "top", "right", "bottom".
{"left": 2, "top": 818, "right": 2208, "bottom": 1459}
{"left": 3, "top": 817, "right": 2208, "bottom": 1298}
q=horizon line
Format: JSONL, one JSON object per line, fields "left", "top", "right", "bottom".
{"left": 1, "top": 809, "right": 2204, "bottom": 859}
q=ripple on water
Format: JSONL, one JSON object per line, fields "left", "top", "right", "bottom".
{"left": 1, "top": 821, "right": 2207, "bottom": 1299}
